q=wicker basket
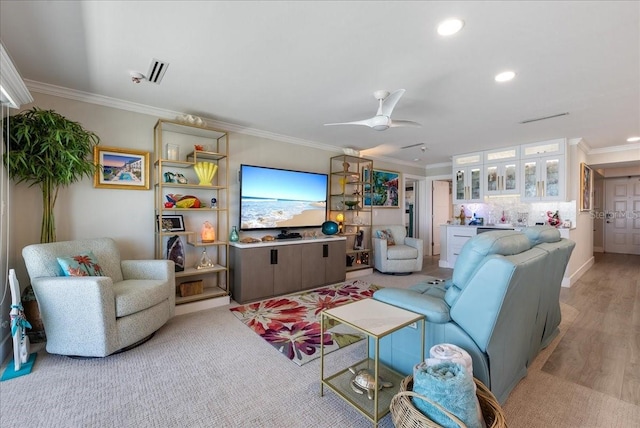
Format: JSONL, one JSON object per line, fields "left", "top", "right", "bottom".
{"left": 390, "top": 376, "right": 507, "bottom": 428}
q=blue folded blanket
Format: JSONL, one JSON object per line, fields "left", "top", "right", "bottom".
{"left": 412, "top": 362, "right": 484, "bottom": 428}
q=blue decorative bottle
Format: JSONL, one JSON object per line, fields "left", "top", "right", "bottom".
{"left": 229, "top": 226, "right": 239, "bottom": 242}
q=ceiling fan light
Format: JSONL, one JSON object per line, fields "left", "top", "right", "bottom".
{"left": 495, "top": 71, "right": 516, "bottom": 82}
{"left": 437, "top": 18, "right": 464, "bottom": 36}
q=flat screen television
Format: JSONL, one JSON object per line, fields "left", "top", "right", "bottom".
{"left": 239, "top": 164, "right": 328, "bottom": 231}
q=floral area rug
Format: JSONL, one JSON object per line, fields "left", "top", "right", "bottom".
{"left": 229, "top": 280, "right": 381, "bottom": 366}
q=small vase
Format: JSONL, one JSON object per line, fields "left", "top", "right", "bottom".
{"left": 229, "top": 226, "right": 239, "bottom": 242}
{"left": 193, "top": 162, "right": 218, "bottom": 185}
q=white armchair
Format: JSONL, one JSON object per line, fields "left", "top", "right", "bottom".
{"left": 372, "top": 225, "right": 423, "bottom": 274}
{"left": 22, "top": 237, "right": 175, "bottom": 357}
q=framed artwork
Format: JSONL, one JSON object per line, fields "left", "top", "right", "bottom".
{"left": 94, "top": 146, "right": 150, "bottom": 190}
{"left": 157, "top": 214, "right": 185, "bottom": 232}
{"left": 580, "top": 162, "right": 593, "bottom": 211}
{"left": 363, "top": 168, "right": 400, "bottom": 208}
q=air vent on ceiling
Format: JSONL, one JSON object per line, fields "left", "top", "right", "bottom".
{"left": 520, "top": 112, "right": 569, "bottom": 124}
{"left": 146, "top": 58, "right": 169, "bottom": 84}
{"left": 400, "top": 143, "right": 423, "bottom": 149}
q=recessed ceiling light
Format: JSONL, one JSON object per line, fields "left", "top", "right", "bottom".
{"left": 495, "top": 71, "right": 516, "bottom": 82}
{"left": 627, "top": 136, "right": 640, "bottom": 142}
{"left": 437, "top": 18, "right": 464, "bottom": 36}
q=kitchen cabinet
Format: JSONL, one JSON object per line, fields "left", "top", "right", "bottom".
{"left": 520, "top": 139, "right": 566, "bottom": 201}
{"left": 453, "top": 152, "right": 483, "bottom": 203}
{"left": 484, "top": 147, "right": 519, "bottom": 196}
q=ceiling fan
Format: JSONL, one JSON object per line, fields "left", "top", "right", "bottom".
{"left": 324, "top": 89, "right": 421, "bottom": 131}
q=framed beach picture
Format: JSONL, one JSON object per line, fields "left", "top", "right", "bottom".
{"left": 94, "top": 146, "right": 150, "bottom": 190}
{"left": 363, "top": 168, "right": 400, "bottom": 208}
{"left": 580, "top": 162, "right": 593, "bottom": 211}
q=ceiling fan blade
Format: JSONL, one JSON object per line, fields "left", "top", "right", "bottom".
{"left": 324, "top": 118, "right": 375, "bottom": 127}
{"left": 380, "top": 89, "right": 406, "bottom": 117}
{"left": 390, "top": 119, "right": 422, "bottom": 128}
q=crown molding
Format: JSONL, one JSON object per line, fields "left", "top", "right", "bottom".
{"left": 24, "top": 79, "right": 346, "bottom": 154}
{"left": 1, "top": 44, "right": 33, "bottom": 108}
{"left": 587, "top": 142, "right": 640, "bottom": 155}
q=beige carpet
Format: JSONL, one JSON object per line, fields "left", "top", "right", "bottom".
{"left": 1, "top": 274, "right": 639, "bottom": 427}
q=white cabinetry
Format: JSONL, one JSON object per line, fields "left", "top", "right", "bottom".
{"left": 453, "top": 152, "right": 483, "bottom": 204}
{"left": 439, "top": 226, "right": 477, "bottom": 268}
{"left": 484, "top": 147, "right": 519, "bottom": 196}
{"left": 520, "top": 139, "right": 566, "bottom": 201}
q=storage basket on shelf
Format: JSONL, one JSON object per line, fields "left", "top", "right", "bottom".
{"left": 390, "top": 375, "right": 507, "bottom": 428}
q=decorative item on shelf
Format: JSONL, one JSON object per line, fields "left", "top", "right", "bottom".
{"left": 339, "top": 178, "right": 347, "bottom": 194}
{"left": 516, "top": 212, "right": 529, "bottom": 226}
{"left": 194, "top": 144, "right": 204, "bottom": 151}
{"left": 166, "top": 143, "right": 179, "bottom": 161}
{"left": 201, "top": 221, "right": 216, "bottom": 243}
{"left": 168, "top": 194, "right": 201, "bottom": 208}
{"left": 196, "top": 249, "right": 215, "bottom": 269}
{"left": 348, "top": 366, "right": 393, "bottom": 400}
{"left": 336, "top": 213, "right": 345, "bottom": 233}
{"left": 166, "top": 235, "right": 185, "bottom": 272}
{"left": 262, "top": 235, "right": 276, "bottom": 242}
{"left": 210, "top": 198, "right": 217, "bottom": 208}
{"left": 344, "top": 200, "right": 359, "bottom": 210}
{"left": 352, "top": 216, "right": 365, "bottom": 226}
{"left": 354, "top": 230, "right": 364, "bottom": 250}
{"left": 193, "top": 161, "right": 218, "bottom": 185}
{"left": 458, "top": 206, "right": 467, "bottom": 225}
{"left": 229, "top": 226, "right": 239, "bottom": 242}
{"left": 343, "top": 161, "right": 350, "bottom": 172}
{"left": 547, "top": 210, "right": 561, "bottom": 228}
{"left": 164, "top": 172, "right": 176, "bottom": 183}
{"left": 321, "top": 221, "right": 339, "bottom": 235}
{"left": 178, "top": 280, "right": 203, "bottom": 297}
{"left": 176, "top": 114, "right": 205, "bottom": 127}
{"left": 175, "top": 173, "right": 188, "bottom": 184}
{"left": 346, "top": 255, "right": 355, "bottom": 267}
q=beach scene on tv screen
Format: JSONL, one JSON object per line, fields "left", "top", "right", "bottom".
{"left": 240, "top": 166, "right": 327, "bottom": 230}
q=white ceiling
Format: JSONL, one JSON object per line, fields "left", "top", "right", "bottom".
{"left": 1, "top": 1, "right": 639, "bottom": 166}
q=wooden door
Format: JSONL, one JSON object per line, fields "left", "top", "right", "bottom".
{"left": 432, "top": 180, "right": 451, "bottom": 256}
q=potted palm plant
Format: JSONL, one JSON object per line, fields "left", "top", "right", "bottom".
{"left": 3, "top": 107, "right": 101, "bottom": 341}
{"left": 3, "top": 107, "right": 101, "bottom": 243}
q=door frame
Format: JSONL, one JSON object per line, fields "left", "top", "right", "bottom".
{"left": 403, "top": 174, "right": 428, "bottom": 255}
{"left": 426, "top": 174, "right": 453, "bottom": 256}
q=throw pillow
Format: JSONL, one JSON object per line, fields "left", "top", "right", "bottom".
{"left": 57, "top": 251, "right": 105, "bottom": 277}
{"left": 376, "top": 229, "right": 396, "bottom": 246}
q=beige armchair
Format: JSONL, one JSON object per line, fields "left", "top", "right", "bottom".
{"left": 372, "top": 225, "right": 423, "bottom": 274}
{"left": 22, "top": 237, "right": 175, "bottom": 357}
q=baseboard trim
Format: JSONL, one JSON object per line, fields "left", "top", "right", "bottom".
{"left": 174, "top": 295, "right": 230, "bottom": 316}
{"left": 346, "top": 268, "right": 373, "bottom": 279}
{"left": 562, "top": 256, "right": 595, "bottom": 288}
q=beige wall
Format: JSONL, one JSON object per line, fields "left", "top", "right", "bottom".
{"left": 7, "top": 92, "right": 421, "bottom": 287}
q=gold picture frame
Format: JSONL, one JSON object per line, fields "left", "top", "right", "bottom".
{"left": 94, "top": 146, "right": 150, "bottom": 190}
{"left": 580, "top": 162, "right": 593, "bottom": 211}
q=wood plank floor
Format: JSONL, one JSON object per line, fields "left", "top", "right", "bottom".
{"left": 542, "top": 253, "right": 640, "bottom": 406}
{"left": 421, "top": 252, "right": 640, "bottom": 406}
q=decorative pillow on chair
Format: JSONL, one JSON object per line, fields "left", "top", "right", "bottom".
{"left": 376, "top": 229, "right": 396, "bottom": 246}
{"left": 57, "top": 252, "right": 105, "bottom": 277}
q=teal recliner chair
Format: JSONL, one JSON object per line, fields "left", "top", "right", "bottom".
{"left": 372, "top": 226, "right": 575, "bottom": 403}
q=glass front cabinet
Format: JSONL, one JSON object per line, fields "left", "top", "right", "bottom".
{"left": 453, "top": 152, "right": 483, "bottom": 204}
{"left": 519, "top": 139, "right": 566, "bottom": 201}
{"left": 483, "top": 147, "right": 519, "bottom": 196}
